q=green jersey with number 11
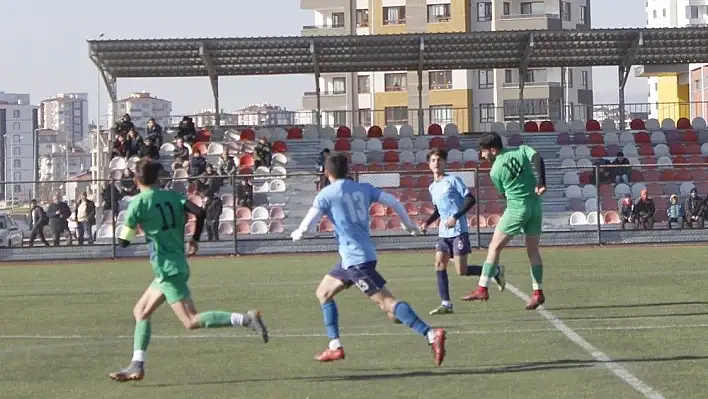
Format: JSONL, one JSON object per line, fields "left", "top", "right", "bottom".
{"left": 489, "top": 145, "right": 539, "bottom": 204}
{"left": 121, "top": 188, "right": 189, "bottom": 280}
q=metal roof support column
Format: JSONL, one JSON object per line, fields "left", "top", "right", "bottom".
{"left": 518, "top": 33, "right": 534, "bottom": 128}
{"left": 200, "top": 43, "right": 221, "bottom": 137}
{"left": 90, "top": 53, "right": 117, "bottom": 182}
{"left": 618, "top": 33, "right": 642, "bottom": 130}
{"left": 310, "top": 40, "right": 322, "bottom": 129}
{"left": 417, "top": 37, "right": 425, "bottom": 135}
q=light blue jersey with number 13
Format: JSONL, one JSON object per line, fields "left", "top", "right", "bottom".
{"left": 313, "top": 179, "right": 382, "bottom": 268}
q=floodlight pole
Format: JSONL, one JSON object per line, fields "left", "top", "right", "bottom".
{"left": 200, "top": 43, "right": 221, "bottom": 136}
{"left": 518, "top": 33, "right": 534, "bottom": 127}
{"left": 417, "top": 37, "right": 425, "bottom": 135}
{"left": 310, "top": 40, "right": 322, "bottom": 129}
{"left": 618, "top": 32, "right": 642, "bottom": 130}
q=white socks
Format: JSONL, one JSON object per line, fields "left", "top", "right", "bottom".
{"left": 132, "top": 350, "right": 145, "bottom": 363}
{"left": 231, "top": 313, "right": 245, "bottom": 326}
{"left": 426, "top": 330, "right": 436, "bottom": 344}
{"left": 441, "top": 300, "right": 452, "bottom": 308}
{"left": 329, "top": 338, "right": 342, "bottom": 350}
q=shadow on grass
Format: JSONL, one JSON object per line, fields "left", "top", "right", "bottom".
{"left": 136, "top": 354, "right": 708, "bottom": 387}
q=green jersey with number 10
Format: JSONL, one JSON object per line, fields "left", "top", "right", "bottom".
{"left": 122, "top": 188, "right": 189, "bottom": 279}
{"left": 489, "top": 145, "right": 539, "bottom": 204}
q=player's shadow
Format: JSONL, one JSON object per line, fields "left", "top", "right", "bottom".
{"left": 548, "top": 301, "right": 708, "bottom": 311}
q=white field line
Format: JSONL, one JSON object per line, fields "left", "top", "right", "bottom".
{"left": 506, "top": 283, "right": 665, "bottom": 399}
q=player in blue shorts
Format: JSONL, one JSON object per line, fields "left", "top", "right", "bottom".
{"left": 421, "top": 148, "right": 505, "bottom": 315}
{"left": 290, "top": 153, "right": 447, "bottom": 366}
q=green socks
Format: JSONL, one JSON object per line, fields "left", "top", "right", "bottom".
{"left": 198, "top": 311, "right": 236, "bottom": 328}
{"left": 133, "top": 320, "right": 151, "bottom": 352}
{"left": 530, "top": 264, "right": 543, "bottom": 290}
{"left": 478, "top": 262, "right": 497, "bottom": 287}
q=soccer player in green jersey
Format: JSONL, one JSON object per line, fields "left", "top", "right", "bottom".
{"left": 109, "top": 159, "right": 269, "bottom": 382}
{"left": 461, "top": 132, "right": 547, "bottom": 310}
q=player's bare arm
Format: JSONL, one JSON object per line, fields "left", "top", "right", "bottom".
{"left": 183, "top": 200, "right": 206, "bottom": 255}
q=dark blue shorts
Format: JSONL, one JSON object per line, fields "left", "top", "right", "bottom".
{"left": 328, "top": 261, "right": 386, "bottom": 296}
{"left": 435, "top": 233, "right": 471, "bottom": 256}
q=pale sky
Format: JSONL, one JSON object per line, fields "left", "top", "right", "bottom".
{"left": 0, "top": 0, "right": 648, "bottom": 125}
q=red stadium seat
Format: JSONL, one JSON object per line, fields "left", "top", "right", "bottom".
{"left": 673, "top": 155, "right": 688, "bottom": 164}
{"left": 367, "top": 125, "right": 383, "bottom": 138}
{"left": 630, "top": 170, "right": 644, "bottom": 181}
{"left": 334, "top": 139, "right": 351, "bottom": 151}
{"left": 683, "top": 130, "right": 698, "bottom": 141}
{"left": 192, "top": 142, "right": 207, "bottom": 155}
{"left": 271, "top": 141, "right": 287, "bottom": 153}
{"left": 486, "top": 214, "right": 501, "bottom": 227}
{"left": 236, "top": 221, "right": 250, "bottom": 235}
{"left": 629, "top": 118, "right": 645, "bottom": 130}
{"left": 416, "top": 175, "right": 433, "bottom": 188}
{"left": 427, "top": 124, "right": 443, "bottom": 135}
{"left": 642, "top": 169, "right": 659, "bottom": 181}
{"left": 239, "top": 154, "right": 254, "bottom": 167}
{"left": 604, "top": 211, "right": 621, "bottom": 224}
{"left": 448, "top": 161, "right": 462, "bottom": 170}
{"left": 429, "top": 137, "right": 446, "bottom": 149}
{"left": 605, "top": 144, "right": 621, "bottom": 157}
{"left": 238, "top": 167, "right": 253, "bottom": 176}
{"left": 685, "top": 143, "right": 701, "bottom": 155}
{"left": 367, "top": 163, "right": 383, "bottom": 171}
{"left": 369, "top": 203, "right": 386, "bottom": 217}
{"left": 579, "top": 171, "right": 592, "bottom": 184}
{"left": 384, "top": 151, "right": 399, "bottom": 163}
{"left": 572, "top": 133, "right": 586, "bottom": 145}
{"left": 382, "top": 137, "right": 398, "bottom": 150}
{"left": 485, "top": 201, "right": 503, "bottom": 214}
{"left": 336, "top": 126, "right": 351, "bottom": 138}
{"left": 405, "top": 202, "right": 418, "bottom": 216}
{"left": 400, "top": 162, "right": 414, "bottom": 171}
{"left": 643, "top": 156, "right": 657, "bottom": 165}
{"left": 691, "top": 169, "right": 708, "bottom": 181}
{"left": 601, "top": 198, "right": 618, "bottom": 211}
{"left": 195, "top": 129, "right": 211, "bottom": 143}
{"left": 697, "top": 182, "right": 708, "bottom": 192}
{"left": 677, "top": 117, "right": 692, "bottom": 130}
{"left": 240, "top": 128, "right": 256, "bottom": 141}
{"left": 646, "top": 183, "right": 663, "bottom": 196}
{"left": 674, "top": 169, "right": 691, "bottom": 181}
{"left": 447, "top": 136, "right": 461, "bottom": 149}
{"left": 468, "top": 215, "right": 478, "bottom": 228}
{"left": 351, "top": 164, "right": 366, "bottom": 172}
{"left": 638, "top": 144, "right": 654, "bottom": 156}
{"left": 524, "top": 121, "right": 539, "bottom": 132}
{"left": 669, "top": 143, "right": 685, "bottom": 155}
{"left": 268, "top": 221, "right": 284, "bottom": 234}
{"left": 370, "top": 218, "right": 387, "bottom": 231}
{"left": 235, "top": 207, "right": 252, "bottom": 221}
{"left": 660, "top": 170, "right": 675, "bottom": 181}
{"left": 418, "top": 189, "right": 432, "bottom": 201}
{"left": 287, "top": 127, "right": 303, "bottom": 139}
{"left": 590, "top": 145, "right": 607, "bottom": 157}
{"left": 419, "top": 202, "right": 435, "bottom": 215}
{"left": 539, "top": 120, "right": 554, "bottom": 132}
{"left": 386, "top": 216, "right": 402, "bottom": 230}
{"left": 400, "top": 176, "right": 416, "bottom": 189}
{"left": 688, "top": 155, "right": 703, "bottom": 164}
{"left": 599, "top": 184, "right": 613, "bottom": 197}
{"left": 319, "top": 218, "right": 334, "bottom": 232}
{"left": 557, "top": 132, "right": 571, "bottom": 145}
{"left": 464, "top": 161, "right": 477, "bottom": 169}
{"left": 634, "top": 131, "right": 650, "bottom": 143}
{"left": 587, "top": 132, "right": 604, "bottom": 144}
{"left": 585, "top": 119, "right": 601, "bottom": 131}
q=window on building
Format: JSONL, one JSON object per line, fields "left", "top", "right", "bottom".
{"left": 385, "top": 107, "right": 408, "bottom": 124}
{"left": 356, "top": 9, "right": 369, "bottom": 27}
{"left": 74, "top": 109, "right": 81, "bottom": 117}
{"left": 579, "top": 5, "right": 587, "bottom": 23}
{"left": 429, "top": 71, "right": 452, "bottom": 90}
{"left": 74, "top": 102, "right": 82, "bottom": 110}
{"left": 561, "top": 2, "right": 571, "bottom": 21}
{"left": 13, "top": 172, "right": 21, "bottom": 181}
{"left": 653, "top": 9, "right": 657, "bottom": 18}
{"left": 479, "top": 103, "right": 496, "bottom": 123}
{"left": 503, "top": 2, "right": 511, "bottom": 15}
{"left": 12, "top": 135, "right": 21, "bottom": 143}
{"left": 13, "top": 147, "right": 20, "bottom": 156}
{"left": 477, "top": 2, "right": 492, "bottom": 22}
{"left": 332, "top": 77, "right": 346, "bottom": 94}
{"left": 331, "top": 12, "right": 345, "bottom": 27}
{"left": 13, "top": 159, "right": 20, "bottom": 168}
{"left": 694, "top": 79, "right": 701, "bottom": 91}
{"left": 12, "top": 109, "right": 20, "bottom": 118}
{"left": 358, "top": 75, "right": 370, "bottom": 93}
{"left": 566, "top": 68, "right": 573, "bottom": 88}
{"left": 662, "top": 8, "right": 666, "bottom": 17}
{"left": 503, "top": 99, "right": 549, "bottom": 118}
{"left": 383, "top": 6, "right": 405, "bottom": 25}
{"left": 478, "top": 69, "right": 494, "bottom": 89}
{"left": 525, "top": 69, "right": 536, "bottom": 83}
{"left": 581, "top": 70, "right": 589, "bottom": 89}
{"left": 428, "top": 3, "right": 451, "bottom": 22}
{"left": 430, "top": 105, "right": 454, "bottom": 126}
{"left": 73, "top": 117, "right": 82, "bottom": 125}
{"left": 12, "top": 122, "right": 20, "bottom": 131}
{"left": 687, "top": 5, "right": 699, "bottom": 19}
{"left": 13, "top": 184, "right": 21, "bottom": 193}
{"left": 332, "top": 111, "right": 347, "bottom": 126}
{"left": 520, "top": 2, "right": 544, "bottom": 14}
{"left": 505, "top": 69, "right": 513, "bottom": 84}
{"left": 384, "top": 73, "right": 407, "bottom": 91}
{"left": 358, "top": 109, "right": 372, "bottom": 126}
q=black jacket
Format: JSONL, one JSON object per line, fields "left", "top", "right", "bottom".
{"left": 632, "top": 199, "right": 655, "bottom": 218}
{"left": 145, "top": 124, "right": 163, "bottom": 147}
{"left": 203, "top": 196, "right": 223, "bottom": 222}
{"left": 138, "top": 144, "right": 160, "bottom": 160}
{"left": 173, "top": 146, "right": 190, "bottom": 162}
{"left": 46, "top": 202, "right": 71, "bottom": 232}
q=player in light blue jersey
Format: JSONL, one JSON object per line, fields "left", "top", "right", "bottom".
{"left": 291, "top": 153, "right": 447, "bottom": 366}
{"left": 421, "top": 148, "right": 504, "bottom": 315}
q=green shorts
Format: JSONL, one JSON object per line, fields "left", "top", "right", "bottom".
{"left": 150, "top": 273, "right": 191, "bottom": 305}
{"left": 496, "top": 199, "right": 543, "bottom": 236}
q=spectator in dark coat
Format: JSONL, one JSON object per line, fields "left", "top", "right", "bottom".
{"left": 317, "top": 149, "right": 331, "bottom": 190}
{"left": 619, "top": 193, "right": 633, "bottom": 230}
{"left": 684, "top": 188, "right": 705, "bottom": 228}
{"left": 202, "top": 192, "right": 223, "bottom": 241}
{"left": 172, "top": 138, "right": 190, "bottom": 163}
{"left": 28, "top": 199, "right": 49, "bottom": 247}
{"left": 611, "top": 152, "right": 631, "bottom": 184}
{"left": 145, "top": 118, "right": 163, "bottom": 148}
{"left": 237, "top": 178, "right": 254, "bottom": 210}
{"left": 46, "top": 194, "right": 72, "bottom": 246}
{"left": 189, "top": 152, "right": 207, "bottom": 177}
{"left": 138, "top": 137, "right": 160, "bottom": 160}
{"left": 101, "top": 181, "right": 121, "bottom": 212}
{"left": 197, "top": 164, "right": 222, "bottom": 197}
{"left": 113, "top": 114, "right": 134, "bottom": 135}
{"left": 125, "top": 129, "right": 144, "bottom": 158}
{"left": 119, "top": 170, "right": 139, "bottom": 196}
{"left": 177, "top": 116, "right": 196, "bottom": 143}
{"left": 112, "top": 134, "right": 128, "bottom": 158}
{"left": 631, "top": 189, "right": 655, "bottom": 230}
{"left": 254, "top": 137, "right": 272, "bottom": 169}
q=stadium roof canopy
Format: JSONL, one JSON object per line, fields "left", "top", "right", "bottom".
{"left": 89, "top": 27, "right": 708, "bottom": 80}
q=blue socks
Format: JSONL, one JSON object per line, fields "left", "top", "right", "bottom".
{"left": 321, "top": 300, "right": 339, "bottom": 339}
{"left": 393, "top": 301, "right": 430, "bottom": 336}
{"left": 436, "top": 270, "right": 450, "bottom": 304}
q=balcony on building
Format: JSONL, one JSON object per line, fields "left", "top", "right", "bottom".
{"left": 497, "top": 0, "right": 562, "bottom": 30}
{"left": 302, "top": 89, "right": 348, "bottom": 109}
{"left": 301, "top": 23, "right": 347, "bottom": 36}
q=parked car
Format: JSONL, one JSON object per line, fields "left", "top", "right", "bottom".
{"left": 0, "top": 212, "right": 24, "bottom": 247}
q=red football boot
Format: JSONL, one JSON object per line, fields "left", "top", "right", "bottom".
{"left": 460, "top": 286, "right": 489, "bottom": 302}
{"left": 431, "top": 329, "right": 446, "bottom": 367}
{"left": 525, "top": 290, "right": 546, "bottom": 310}
{"left": 315, "top": 347, "right": 345, "bottom": 362}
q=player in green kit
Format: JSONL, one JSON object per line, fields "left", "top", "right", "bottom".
{"left": 461, "top": 132, "right": 547, "bottom": 310}
{"left": 109, "top": 159, "right": 269, "bottom": 382}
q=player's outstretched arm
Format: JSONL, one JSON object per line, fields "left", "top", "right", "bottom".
{"left": 183, "top": 201, "right": 206, "bottom": 243}
{"left": 377, "top": 191, "right": 420, "bottom": 234}
{"left": 291, "top": 207, "right": 324, "bottom": 241}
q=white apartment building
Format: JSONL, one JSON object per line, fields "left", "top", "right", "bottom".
{"left": 234, "top": 104, "right": 296, "bottom": 126}
{"left": 36, "top": 129, "right": 91, "bottom": 181}
{"left": 39, "top": 93, "right": 89, "bottom": 144}
{"left": 108, "top": 92, "right": 172, "bottom": 133}
{"left": 301, "top": 0, "right": 593, "bottom": 132}
{"left": 642, "top": 0, "right": 708, "bottom": 120}
{"left": 0, "top": 91, "right": 37, "bottom": 202}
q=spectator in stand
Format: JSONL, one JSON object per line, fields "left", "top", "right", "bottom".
{"left": 46, "top": 194, "right": 72, "bottom": 246}
{"left": 177, "top": 116, "right": 196, "bottom": 143}
{"left": 101, "top": 181, "right": 121, "bottom": 212}
{"left": 684, "top": 188, "right": 704, "bottom": 228}
{"left": 619, "top": 193, "right": 633, "bottom": 230}
{"left": 218, "top": 150, "right": 238, "bottom": 184}
{"left": 113, "top": 114, "right": 134, "bottom": 135}
{"left": 237, "top": 178, "right": 254, "bottom": 210}
{"left": 145, "top": 118, "right": 163, "bottom": 148}
{"left": 197, "top": 164, "right": 222, "bottom": 196}
{"left": 590, "top": 158, "right": 612, "bottom": 186}
{"left": 125, "top": 129, "right": 144, "bottom": 158}
{"left": 611, "top": 152, "right": 631, "bottom": 184}
{"left": 138, "top": 137, "right": 160, "bottom": 160}
{"left": 254, "top": 137, "right": 272, "bottom": 169}
{"left": 74, "top": 192, "right": 96, "bottom": 245}
{"left": 112, "top": 134, "right": 128, "bottom": 159}
{"left": 202, "top": 190, "right": 223, "bottom": 241}
{"left": 28, "top": 199, "right": 49, "bottom": 247}
{"left": 120, "top": 170, "right": 139, "bottom": 196}
{"left": 631, "top": 189, "right": 655, "bottom": 230}
{"left": 172, "top": 138, "right": 190, "bottom": 163}
{"left": 189, "top": 151, "right": 207, "bottom": 178}
{"left": 317, "top": 148, "right": 330, "bottom": 190}
{"left": 666, "top": 194, "right": 685, "bottom": 229}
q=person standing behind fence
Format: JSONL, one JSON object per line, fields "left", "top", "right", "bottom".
{"left": 75, "top": 192, "right": 96, "bottom": 245}
{"left": 46, "top": 194, "right": 72, "bottom": 246}
{"left": 28, "top": 199, "right": 49, "bottom": 247}
{"left": 202, "top": 191, "right": 223, "bottom": 241}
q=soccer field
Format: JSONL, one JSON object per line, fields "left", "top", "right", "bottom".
{"left": 1, "top": 246, "right": 707, "bottom": 399}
